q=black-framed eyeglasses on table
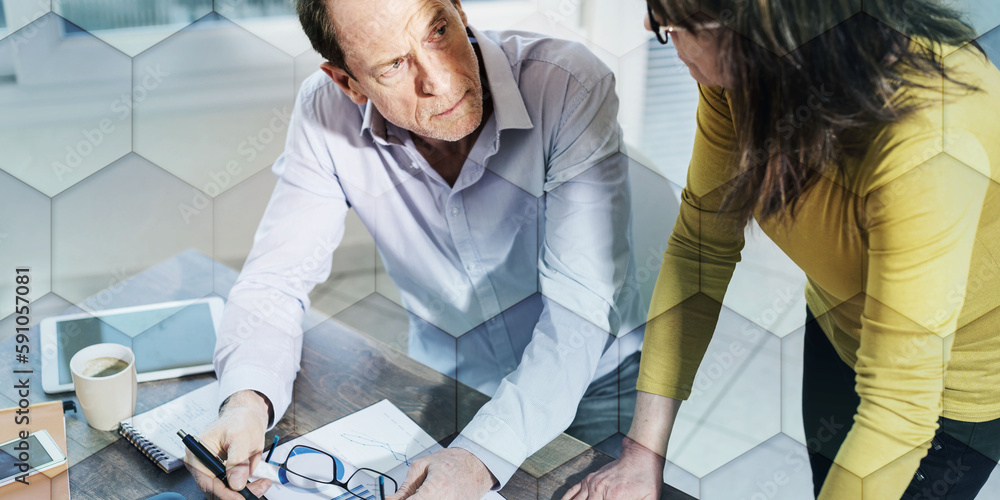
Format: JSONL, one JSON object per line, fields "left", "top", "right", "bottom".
{"left": 264, "top": 436, "right": 399, "bottom": 500}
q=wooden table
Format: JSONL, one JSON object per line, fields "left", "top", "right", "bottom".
{"left": 1, "top": 251, "right": 624, "bottom": 500}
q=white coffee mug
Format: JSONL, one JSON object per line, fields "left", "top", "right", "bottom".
{"left": 70, "top": 343, "right": 137, "bottom": 431}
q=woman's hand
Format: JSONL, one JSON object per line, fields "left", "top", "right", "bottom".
{"left": 562, "top": 391, "right": 681, "bottom": 499}
{"left": 560, "top": 435, "right": 665, "bottom": 500}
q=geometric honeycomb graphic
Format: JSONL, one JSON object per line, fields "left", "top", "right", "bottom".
{"left": 132, "top": 13, "right": 294, "bottom": 197}
{"left": 51, "top": 153, "right": 213, "bottom": 308}
{"left": 2, "top": 0, "right": 999, "bottom": 499}
{"left": 0, "top": 0, "right": 49, "bottom": 40}
{"left": 52, "top": 0, "right": 212, "bottom": 56}
{"left": 0, "top": 13, "right": 131, "bottom": 197}
{"left": 0, "top": 169, "right": 50, "bottom": 321}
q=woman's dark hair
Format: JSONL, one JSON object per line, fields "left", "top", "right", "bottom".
{"left": 648, "top": 0, "right": 984, "bottom": 228}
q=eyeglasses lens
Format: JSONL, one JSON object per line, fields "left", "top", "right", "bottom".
{"left": 285, "top": 447, "right": 337, "bottom": 483}
{"left": 347, "top": 469, "right": 398, "bottom": 499}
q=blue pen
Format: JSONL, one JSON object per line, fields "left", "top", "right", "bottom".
{"left": 379, "top": 475, "right": 385, "bottom": 500}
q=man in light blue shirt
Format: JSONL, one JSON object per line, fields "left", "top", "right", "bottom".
{"left": 189, "top": 0, "right": 645, "bottom": 499}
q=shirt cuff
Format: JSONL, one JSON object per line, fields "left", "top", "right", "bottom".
{"left": 217, "top": 364, "right": 291, "bottom": 431}
{"left": 449, "top": 434, "right": 520, "bottom": 490}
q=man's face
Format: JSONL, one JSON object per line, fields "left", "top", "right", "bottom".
{"left": 326, "top": 0, "right": 484, "bottom": 142}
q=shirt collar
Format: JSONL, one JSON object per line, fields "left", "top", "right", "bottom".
{"left": 360, "top": 25, "right": 533, "bottom": 141}
{"left": 360, "top": 99, "right": 386, "bottom": 140}
{"left": 469, "top": 26, "right": 532, "bottom": 132}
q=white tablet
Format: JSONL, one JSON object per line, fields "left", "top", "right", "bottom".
{"left": 40, "top": 297, "right": 224, "bottom": 394}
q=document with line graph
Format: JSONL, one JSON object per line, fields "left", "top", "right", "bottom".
{"left": 250, "top": 399, "right": 505, "bottom": 500}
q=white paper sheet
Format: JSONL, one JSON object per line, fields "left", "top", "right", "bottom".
{"left": 251, "top": 400, "right": 504, "bottom": 500}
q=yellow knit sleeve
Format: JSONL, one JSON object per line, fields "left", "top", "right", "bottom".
{"left": 819, "top": 130, "right": 991, "bottom": 498}
{"left": 636, "top": 84, "right": 745, "bottom": 400}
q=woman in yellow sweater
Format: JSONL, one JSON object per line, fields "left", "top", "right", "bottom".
{"left": 564, "top": 1, "right": 1000, "bottom": 499}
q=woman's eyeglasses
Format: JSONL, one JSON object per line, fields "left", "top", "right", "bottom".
{"left": 647, "top": 4, "right": 723, "bottom": 45}
{"left": 264, "top": 436, "right": 399, "bottom": 500}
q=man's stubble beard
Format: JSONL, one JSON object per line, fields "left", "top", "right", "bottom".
{"left": 420, "top": 78, "right": 485, "bottom": 142}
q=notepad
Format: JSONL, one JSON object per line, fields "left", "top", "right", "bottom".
{"left": 119, "top": 381, "right": 219, "bottom": 473}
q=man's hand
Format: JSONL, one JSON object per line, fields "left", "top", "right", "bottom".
{"left": 387, "top": 448, "right": 495, "bottom": 500}
{"left": 184, "top": 390, "right": 273, "bottom": 500}
{"left": 560, "top": 436, "right": 665, "bottom": 500}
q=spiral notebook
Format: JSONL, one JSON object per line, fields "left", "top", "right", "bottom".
{"left": 118, "top": 381, "right": 219, "bottom": 473}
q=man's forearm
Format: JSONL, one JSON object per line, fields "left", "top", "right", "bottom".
{"left": 213, "top": 286, "right": 307, "bottom": 426}
{"left": 626, "top": 391, "right": 682, "bottom": 457}
{"left": 455, "top": 299, "right": 611, "bottom": 487}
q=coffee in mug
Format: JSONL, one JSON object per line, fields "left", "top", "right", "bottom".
{"left": 70, "top": 343, "right": 137, "bottom": 431}
{"left": 82, "top": 356, "right": 130, "bottom": 378}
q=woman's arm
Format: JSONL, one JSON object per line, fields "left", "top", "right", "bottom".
{"left": 563, "top": 83, "right": 744, "bottom": 499}
{"left": 628, "top": 391, "right": 683, "bottom": 455}
{"left": 561, "top": 392, "right": 680, "bottom": 500}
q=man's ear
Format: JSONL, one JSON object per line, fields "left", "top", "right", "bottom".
{"left": 321, "top": 62, "right": 368, "bottom": 106}
{"left": 453, "top": 0, "right": 468, "bottom": 27}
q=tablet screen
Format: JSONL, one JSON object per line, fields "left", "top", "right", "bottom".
{"left": 55, "top": 303, "right": 216, "bottom": 385}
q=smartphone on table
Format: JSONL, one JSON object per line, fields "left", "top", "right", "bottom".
{"left": 0, "top": 430, "right": 67, "bottom": 487}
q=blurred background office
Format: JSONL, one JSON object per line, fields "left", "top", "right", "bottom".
{"left": 1, "top": 0, "right": 998, "bottom": 498}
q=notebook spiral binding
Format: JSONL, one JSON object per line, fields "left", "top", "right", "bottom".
{"left": 120, "top": 422, "right": 170, "bottom": 463}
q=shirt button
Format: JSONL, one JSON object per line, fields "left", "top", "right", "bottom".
{"left": 451, "top": 207, "right": 460, "bottom": 216}
{"left": 466, "top": 264, "right": 477, "bottom": 272}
